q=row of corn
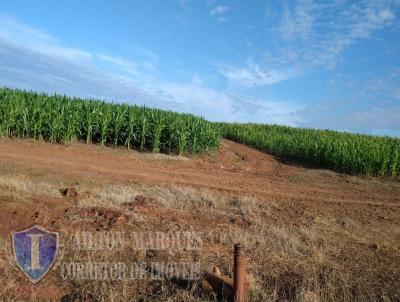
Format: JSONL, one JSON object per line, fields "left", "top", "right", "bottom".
{"left": 0, "top": 88, "right": 220, "bottom": 155}
{"left": 218, "top": 123, "right": 400, "bottom": 176}
{"left": 1, "top": 87, "right": 399, "bottom": 176}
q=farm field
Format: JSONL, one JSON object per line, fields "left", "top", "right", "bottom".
{"left": 0, "top": 88, "right": 220, "bottom": 155}
{"left": 0, "top": 138, "right": 399, "bottom": 301}
{"left": 2, "top": 1, "right": 400, "bottom": 301}
{"left": 2, "top": 88, "right": 400, "bottom": 177}
{"left": 219, "top": 123, "right": 400, "bottom": 176}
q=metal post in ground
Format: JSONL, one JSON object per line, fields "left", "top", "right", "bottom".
{"left": 233, "top": 243, "right": 245, "bottom": 302}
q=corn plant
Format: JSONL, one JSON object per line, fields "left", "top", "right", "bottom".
{"left": 125, "top": 107, "right": 137, "bottom": 150}
{"left": 217, "top": 122, "right": 400, "bottom": 176}
{"left": 99, "top": 104, "right": 112, "bottom": 147}
{"left": 112, "top": 104, "right": 127, "bottom": 147}
{"left": 0, "top": 87, "right": 220, "bottom": 155}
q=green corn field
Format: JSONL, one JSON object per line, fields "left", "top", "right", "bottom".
{"left": 0, "top": 88, "right": 220, "bottom": 155}
{"left": 218, "top": 123, "right": 400, "bottom": 176}
{"left": 1, "top": 87, "right": 399, "bottom": 176}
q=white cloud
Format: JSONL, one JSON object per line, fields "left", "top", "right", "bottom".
{"left": 227, "top": 93, "right": 301, "bottom": 125}
{"left": 157, "top": 79, "right": 300, "bottom": 124}
{"left": 217, "top": 62, "right": 295, "bottom": 87}
{"left": 0, "top": 14, "right": 300, "bottom": 125}
{"left": 215, "top": 1, "right": 399, "bottom": 88}
{"left": 363, "top": 68, "right": 400, "bottom": 100}
{"left": 0, "top": 15, "right": 176, "bottom": 109}
{"left": 0, "top": 14, "right": 92, "bottom": 64}
{"left": 97, "top": 54, "right": 135, "bottom": 67}
{"left": 279, "top": 0, "right": 315, "bottom": 40}
{"left": 134, "top": 46, "right": 159, "bottom": 62}
{"left": 271, "top": 0, "right": 398, "bottom": 69}
{"left": 96, "top": 53, "right": 139, "bottom": 76}
{"left": 296, "top": 101, "right": 400, "bottom": 136}
{"left": 210, "top": 5, "right": 229, "bottom": 15}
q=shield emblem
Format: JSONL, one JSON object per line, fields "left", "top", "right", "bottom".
{"left": 11, "top": 225, "right": 59, "bottom": 283}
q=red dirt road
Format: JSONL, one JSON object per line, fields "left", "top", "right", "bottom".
{"left": 0, "top": 138, "right": 399, "bottom": 207}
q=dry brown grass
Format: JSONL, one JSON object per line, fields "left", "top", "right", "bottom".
{"left": 0, "top": 171, "right": 399, "bottom": 301}
{"left": 0, "top": 173, "right": 60, "bottom": 199}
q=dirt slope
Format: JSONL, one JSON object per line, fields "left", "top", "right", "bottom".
{"left": 0, "top": 138, "right": 399, "bottom": 206}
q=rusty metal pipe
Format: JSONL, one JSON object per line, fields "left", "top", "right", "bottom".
{"left": 233, "top": 243, "right": 245, "bottom": 302}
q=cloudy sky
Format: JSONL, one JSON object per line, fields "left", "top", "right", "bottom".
{"left": 0, "top": 0, "right": 400, "bottom": 136}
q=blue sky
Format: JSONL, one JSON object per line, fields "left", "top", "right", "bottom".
{"left": 0, "top": 0, "right": 400, "bottom": 136}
